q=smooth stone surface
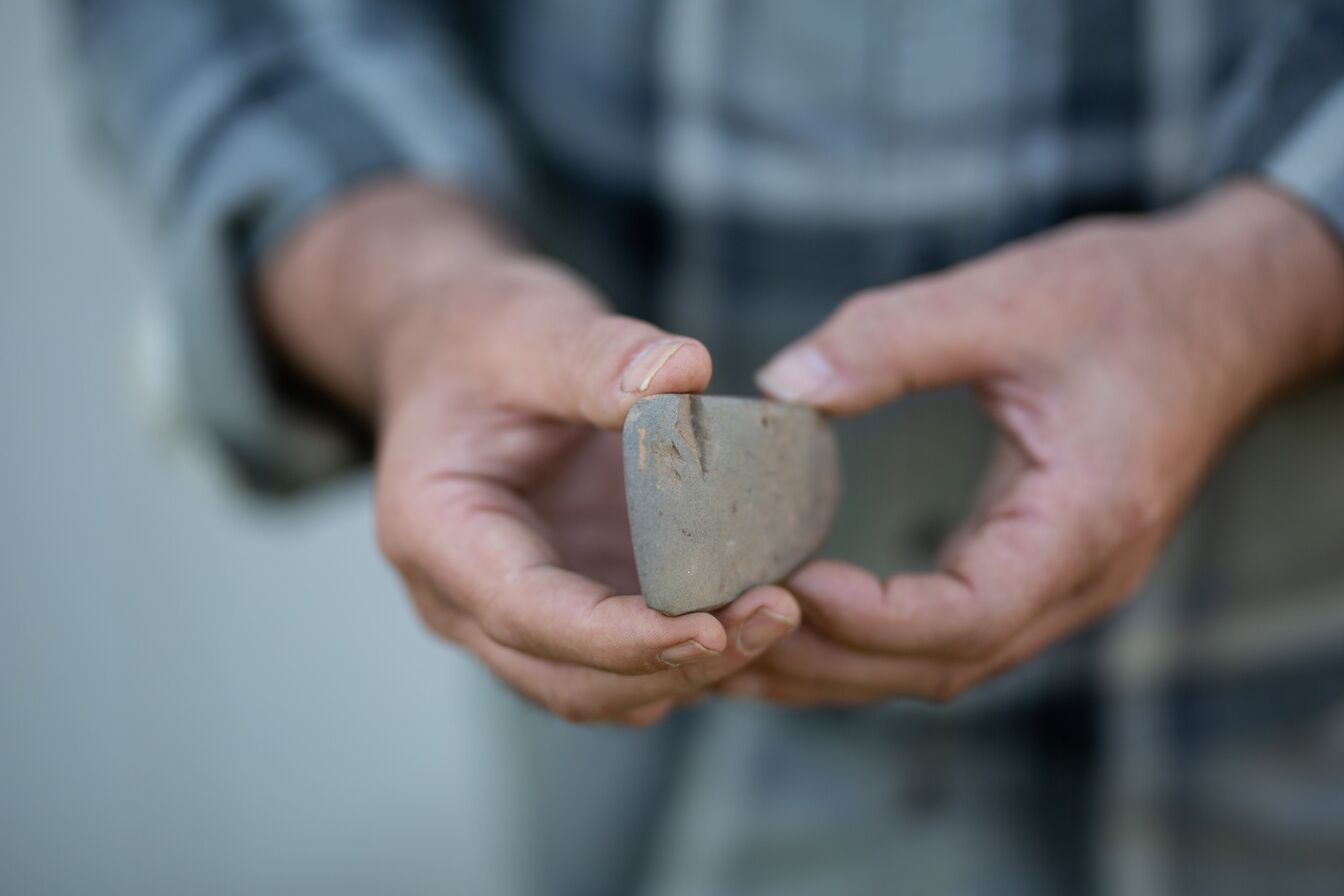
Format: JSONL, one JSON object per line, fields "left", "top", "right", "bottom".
{"left": 623, "top": 394, "right": 842, "bottom": 616}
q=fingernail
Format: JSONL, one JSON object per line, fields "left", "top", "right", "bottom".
{"left": 622, "top": 340, "right": 686, "bottom": 393}
{"left": 658, "top": 639, "right": 717, "bottom": 667}
{"left": 738, "top": 608, "right": 795, "bottom": 653}
{"left": 755, "top": 344, "right": 834, "bottom": 402}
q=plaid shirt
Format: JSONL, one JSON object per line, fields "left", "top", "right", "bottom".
{"left": 68, "top": 2, "right": 1344, "bottom": 892}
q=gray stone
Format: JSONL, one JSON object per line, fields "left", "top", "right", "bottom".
{"left": 622, "top": 394, "right": 842, "bottom": 616}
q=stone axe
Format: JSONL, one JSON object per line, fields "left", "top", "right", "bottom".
{"left": 623, "top": 394, "right": 842, "bottom": 616}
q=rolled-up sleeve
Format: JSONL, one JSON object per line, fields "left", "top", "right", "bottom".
{"left": 1209, "top": 2, "right": 1344, "bottom": 242}
{"left": 65, "top": 0, "right": 524, "bottom": 492}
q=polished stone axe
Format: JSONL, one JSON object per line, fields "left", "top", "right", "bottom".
{"left": 623, "top": 394, "right": 842, "bottom": 616}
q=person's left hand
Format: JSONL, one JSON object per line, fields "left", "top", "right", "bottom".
{"left": 718, "top": 180, "right": 1344, "bottom": 706}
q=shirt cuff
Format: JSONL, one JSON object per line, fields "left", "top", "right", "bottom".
{"left": 1262, "top": 78, "right": 1344, "bottom": 244}
{"left": 161, "top": 33, "right": 524, "bottom": 494}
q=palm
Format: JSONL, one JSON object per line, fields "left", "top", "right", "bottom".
{"left": 527, "top": 429, "right": 639, "bottom": 594}
{"left": 380, "top": 393, "right": 639, "bottom": 601}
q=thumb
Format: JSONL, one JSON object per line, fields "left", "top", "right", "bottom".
{"left": 480, "top": 286, "right": 713, "bottom": 430}
{"left": 755, "top": 278, "right": 1004, "bottom": 415}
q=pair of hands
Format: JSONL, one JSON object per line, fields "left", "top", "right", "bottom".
{"left": 262, "top": 179, "right": 1344, "bottom": 724}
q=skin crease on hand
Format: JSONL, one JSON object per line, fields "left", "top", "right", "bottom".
{"left": 259, "top": 179, "right": 801, "bottom": 726}
{"left": 720, "top": 178, "right": 1344, "bottom": 707}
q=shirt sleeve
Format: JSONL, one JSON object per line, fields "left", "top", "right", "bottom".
{"left": 1208, "top": 2, "right": 1344, "bottom": 242}
{"left": 64, "top": 0, "right": 524, "bottom": 493}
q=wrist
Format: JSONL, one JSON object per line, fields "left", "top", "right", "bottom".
{"left": 1151, "top": 179, "right": 1344, "bottom": 422}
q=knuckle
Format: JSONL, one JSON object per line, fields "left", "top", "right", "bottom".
{"left": 766, "top": 657, "right": 824, "bottom": 689}
{"left": 547, "top": 692, "right": 595, "bottom": 724}
{"left": 939, "top": 604, "right": 1006, "bottom": 661}
{"left": 588, "top": 312, "right": 644, "bottom": 349}
{"left": 926, "top": 668, "right": 970, "bottom": 705}
{"left": 1117, "top": 486, "right": 1164, "bottom": 537}
{"left": 1094, "top": 467, "right": 1166, "bottom": 544}
{"left": 477, "top": 598, "right": 525, "bottom": 651}
{"left": 554, "top": 705, "right": 588, "bottom": 724}
{"left": 576, "top": 606, "right": 630, "bottom": 669}
{"left": 829, "top": 292, "right": 890, "bottom": 349}
{"left": 542, "top": 681, "right": 628, "bottom": 725}
{"left": 594, "top": 314, "right": 655, "bottom": 364}
{"left": 484, "top": 259, "right": 593, "bottom": 317}
{"left": 618, "top": 703, "right": 672, "bottom": 728}
{"left": 949, "top": 626, "right": 999, "bottom": 662}
{"left": 409, "top": 600, "right": 455, "bottom": 643}
{"left": 373, "top": 500, "right": 414, "bottom": 572}
{"left": 401, "top": 581, "right": 459, "bottom": 641}
{"left": 673, "top": 660, "right": 724, "bottom": 691}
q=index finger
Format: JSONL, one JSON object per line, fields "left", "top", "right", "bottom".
{"left": 791, "top": 477, "right": 1102, "bottom": 659}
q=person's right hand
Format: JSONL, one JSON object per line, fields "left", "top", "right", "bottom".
{"left": 261, "top": 181, "right": 800, "bottom": 725}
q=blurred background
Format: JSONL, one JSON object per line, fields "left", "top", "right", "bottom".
{"left": 0, "top": 3, "right": 531, "bottom": 892}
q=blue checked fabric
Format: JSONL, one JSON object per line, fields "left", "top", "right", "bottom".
{"left": 66, "top": 3, "right": 1344, "bottom": 893}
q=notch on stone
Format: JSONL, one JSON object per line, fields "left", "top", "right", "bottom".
{"left": 623, "top": 394, "right": 842, "bottom": 616}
